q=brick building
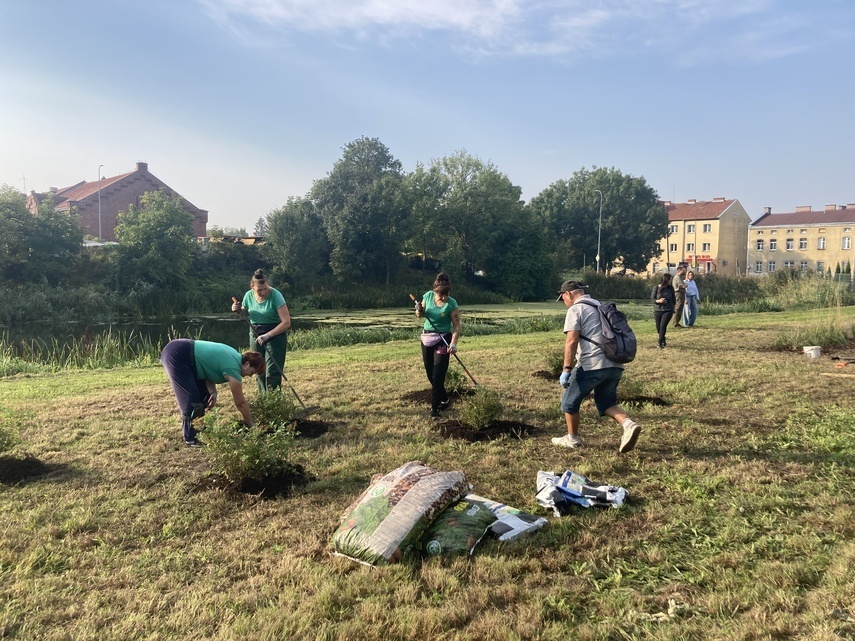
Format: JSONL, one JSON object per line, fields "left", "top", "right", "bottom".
{"left": 646, "top": 198, "right": 751, "bottom": 276}
{"left": 26, "top": 162, "right": 207, "bottom": 241}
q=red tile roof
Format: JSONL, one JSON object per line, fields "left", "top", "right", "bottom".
{"left": 53, "top": 171, "right": 132, "bottom": 206}
{"left": 752, "top": 209, "right": 855, "bottom": 227}
{"left": 662, "top": 199, "right": 736, "bottom": 221}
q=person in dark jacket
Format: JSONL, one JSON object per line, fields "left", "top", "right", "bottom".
{"left": 652, "top": 273, "right": 676, "bottom": 349}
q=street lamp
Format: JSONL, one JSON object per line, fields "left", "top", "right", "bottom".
{"left": 594, "top": 189, "right": 603, "bottom": 273}
{"left": 97, "top": 165, "right": 104, "bottom": 240}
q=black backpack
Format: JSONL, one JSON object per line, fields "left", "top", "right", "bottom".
{"left": 576, "top": 300, "right": 637, "bottom": 364}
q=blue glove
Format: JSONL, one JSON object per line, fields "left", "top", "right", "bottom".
{"left": 559, "top": 370, "right": 572, "bottom": 388}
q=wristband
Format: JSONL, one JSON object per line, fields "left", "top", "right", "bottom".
{"left": 563, "top": 365, "right": 572, "bottom": 370}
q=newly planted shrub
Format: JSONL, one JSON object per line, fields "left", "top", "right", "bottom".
{"left": 250, "top": 388, "right": 300, "bottom": 431}
{"left": 546, "top": 348, "right": 564, "bottom": 378}
{"left": 200, "top": 414, "right": 296, "bottom": 484}
{"left": 444, "top": 367, "right": 467, "bottom": 396}
{"left": 458, "top": 387, "right": 503, "bottom": 430}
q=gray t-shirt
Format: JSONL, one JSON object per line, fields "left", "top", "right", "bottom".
{"left": 563, "top": 295, "right": 623, "bottom": 371}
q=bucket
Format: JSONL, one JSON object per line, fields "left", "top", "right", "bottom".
{"left": 803, "top": 346, "right": 821, "bottom": 358}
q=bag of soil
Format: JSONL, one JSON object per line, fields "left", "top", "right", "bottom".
{"left": 421, "top": 496, "right": 497, "bottom": 557}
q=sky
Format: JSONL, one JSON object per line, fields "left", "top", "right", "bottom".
{"left": 1, "top": 0, "right": 853, "bottom": 232}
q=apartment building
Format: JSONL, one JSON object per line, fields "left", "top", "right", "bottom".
{"left": 647, "top": 198, "right": 750, "bottom": 276}
{"left": 748, "top": 204, "right": 855, "bottom": 276}
{"left": 27, "top": 162, "right": 208, "bottom": 241}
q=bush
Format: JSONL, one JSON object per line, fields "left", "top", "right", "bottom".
{"left": 546, "top": 349, "right": 565, "bottom": 378}
{"left": 250, "top": 388, "right": 300, "bottom": 431}
{"left": 444, "top": 367, "right": 467, "bottom": 396}
{"left": 200, "top": 414, "right": 296, "bottom": 483}
{"left": 458, "top": 387, "right": 503, "bottom": 430}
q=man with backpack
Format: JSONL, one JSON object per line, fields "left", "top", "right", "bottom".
{"left": 553, "top": 280, "right": 642, "bottom": 453}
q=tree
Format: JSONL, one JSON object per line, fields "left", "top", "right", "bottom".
{"left": 0, "top": 185, "right": 83, "bottom": 286}
{"left": 265, "top": 197, "right": 331, "bottom": 291}
{"left": 311, "top": 137, "right": 409, "bottom": 284}
{"left": 113, "top": 190, "right": 196, "bottom": 291}
{"left": 253, "top": 216, "right": 268, "bottom": 236}
{"left": 529, "top": 167, "right": 667, "bottom": 274}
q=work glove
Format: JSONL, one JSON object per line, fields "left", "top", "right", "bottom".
{"left": 231, "top": 301, "right": 241, "bottom": 312}
{"left": 559, "top": 370, "right": 572, "bottom": 388}
{"left": 256, "top": 333, "right": 271, "bottom": 346}
{"left": 448, "top": 343, "right": 457, "bottom": 354}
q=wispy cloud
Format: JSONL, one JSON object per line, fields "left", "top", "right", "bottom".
{"left": 195, "top": 0, "right": 842, "bottom": 64}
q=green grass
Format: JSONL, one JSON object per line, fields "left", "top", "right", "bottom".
{"left": 0, "top": 308, "right": 853, "bottom": 639}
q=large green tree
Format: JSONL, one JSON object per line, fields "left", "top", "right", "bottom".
{"left": 311, "top": 136, "right": 409, "bottom": 284}
{"left": 265, "top": 196, "right": 331, "bottom": 291}
{"left": 0, "top": 185, "right": 83, "bottom": 286}
{"left": 529, "top": 166, "right": 667, "bottom": 273}
{"left": 113, "top": 190, "right": 195, "bottom": 291}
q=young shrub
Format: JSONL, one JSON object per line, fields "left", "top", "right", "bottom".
{"left": 444, "top": 367, "right": 467, "bottom": 396}
{"left": 250, "top": 388, "right": 299, "bottom": 432}
{"left": 458, "top": 387, "right": 503, "bottom": 431}
{"left": 200, "top": 412, "right": 296, "bottom": 484}
{"left": 546, "top": 349, "right": 565, "bottom": 378}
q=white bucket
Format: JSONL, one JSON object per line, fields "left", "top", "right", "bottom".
{"left": 803, "top": 346, "right": 821, "bottom": 358}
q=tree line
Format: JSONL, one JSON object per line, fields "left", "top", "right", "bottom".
{"left": 0, "top": 137, "right": 669, "bottom": 320}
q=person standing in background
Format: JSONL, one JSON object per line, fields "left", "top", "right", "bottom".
{"left": 682, "top": 271, "right": 700, "bottom": 327}
{"left": 672, "top": 265, "right": 687, "bottom": 328}
{"left": 652, "top": 273, "right": 676, "bottom": 349}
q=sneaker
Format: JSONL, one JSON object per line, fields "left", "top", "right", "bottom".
{"left": 430, "top": 409, "right": 442, "bottom": 419}
{"left": 184, "top": 439, "right": 202, "bottom": 448}
{"left": 619, "top": 422, "right": 642, "bottom": 453}
{"left": 551, "top": 434, "right": 581, "bottom": 448}
{"left": 439, "top": 399, "right": 452, "bottom": 410}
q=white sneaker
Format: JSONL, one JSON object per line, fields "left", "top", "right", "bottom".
{"left": 619, "top": 421, "right": 642, "bottom": 453}
{"left": 551, "top": 434, "right": 581, "bottom": 448}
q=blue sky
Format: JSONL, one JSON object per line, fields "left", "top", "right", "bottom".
{"left": 1, "top": 0, "right": 853, "bottom": 232}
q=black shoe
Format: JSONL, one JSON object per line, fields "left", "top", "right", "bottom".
{"left": 439, "top": 399, "right": 451, "bottom": 410}
{"left": 184, "top": 439, "right": 202, "bottom": 448}
{"left": 430, "top": 409, "right": 441, "bottom": 419}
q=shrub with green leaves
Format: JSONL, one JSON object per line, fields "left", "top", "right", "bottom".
{"left": 200, "top": 413, "right": 296, "bottom": 483}
{"left": 546, "top": 349, "right": 564, "bottom": 377}
{"left": 444, "top": 367, "right": 467, "bottom": 396}
{"left": 250, "top": 388, "right": 300, "bottom": 431}
{"left": 458, "top": 387, "right": 503, "bottom": 430}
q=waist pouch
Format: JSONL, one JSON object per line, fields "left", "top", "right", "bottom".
{"left": 420, "top": 332, "right": 449, "bottom": 348}
{"left": 251, "top": 323, "right": 279, "bottom": 336}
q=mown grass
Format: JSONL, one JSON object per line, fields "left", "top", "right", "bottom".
{"left": 0, "top": 308, "right": 853, "bottom": 639}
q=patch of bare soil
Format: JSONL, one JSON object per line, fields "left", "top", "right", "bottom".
{"left": 434, "top": 419, "right": 535, "bottom": 442}
{"left": 196, "top": 463, "right": 314, "bottom": 498}
{"left": 532, "top": 370, "right": 557, "bottom": 380}
{"left": 294, "top": 419, "right": 331, "bottom": 438}
{"left": 401, "top": 389, "right": 474, "bottom": 405}
{"left": 0, "top": 456, "right": 58, "bottom": 484}
{"left": 620, "top": 395, "right": 669, "bottom": 407}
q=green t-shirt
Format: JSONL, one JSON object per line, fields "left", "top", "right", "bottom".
{"left": 242, "top": 287, "right": 287, "bottom": 325}
{"left": 421, "top": 291, "right": 458, "bottom": 333}
{"left": 193, "top": 340, "right": 242, "bottom": 383}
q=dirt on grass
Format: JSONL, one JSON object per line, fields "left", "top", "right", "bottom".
{"left": 434, "top": 419, "right": 535, "bottom": 442}
{"left": 196, "top": 463, "right": 315, "bottom": 498}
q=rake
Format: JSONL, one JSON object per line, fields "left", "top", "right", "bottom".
{"left": 409, "top": 293, "right": 479, "bottom": 386}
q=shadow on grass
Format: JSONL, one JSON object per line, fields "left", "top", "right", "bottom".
{"left": 195, "top": 463, "right": 316, "bottom": 499}
{"left": 434, "top": 419, "right": 535, "bottom": 442}
{"left": 0, "top": 455, "right": 75, "bottom": 485}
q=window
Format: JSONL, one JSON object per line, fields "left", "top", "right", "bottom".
{"left": 755, "top": 261, "right": 763, "bottom": 272}
{"left": 786, "top": 239, "right": 794, "bottom": 250}
{"left": 669, "top": 243, "right": 677, "bottom": 252}
{"left": 784, "top": 261, "right": 794, "bottom": 268}
{"left": 687, "top": 224, "right": 695, "bottom": 233}
{"left": 768, "top": 261, "right": 776, "bottom": 272}
{"left": 756, "top": 239, "right": 765, "bottom": 251}
{"left": 769, "top": 239, "right": 777, "bottom": 250}
{"left": 787, "top": 229, "right": 793, "bottom": 234}
{"left": 818, "top": 237, "right": 826, "bottom": 250}
{"left": 702, "top": 242, "right": 711, "bottom": 251}
{"left": 800, "top": 261, "right": 808, "bottom": 272}
{"left": 703, "top": 224, "right": 712, "bottom": 233}
{"left": 799, "top": 238, "right": 807, "bottom": 250}
{"left": 800, "top": 229, "right": 807, "bottom": 234}
{"left": 845, "top": 228, "right": 852, "bottom": 233}
{"left": 652, "top": 262, "right": 659, "bottom": 272}
{"left": 771, "top": 230, "right": 777, "bottom": 234}
{"left": 757, "top": 230, "right": 764, "bottom": 235}
{"left": 843, "top": 260, "right": 851, "bottom": 273}
{"left": 844, "top": 237, "right": 851, "bottom": 250}
{"left": 817, "top": 261, "right": 825, "bottom": 273}
{"left": 686, "top": 243, "right": 695, "bottom": 252}
{"left": 669, "top": 224, "right": 678, "bottom": 234}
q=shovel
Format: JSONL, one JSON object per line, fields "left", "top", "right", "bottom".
{"left": 232, "top": 296, "right": 320, "bottom": 421}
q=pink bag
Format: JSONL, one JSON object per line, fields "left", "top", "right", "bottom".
{"left": 420, "top": 333, "right": 445, "bottom": 348}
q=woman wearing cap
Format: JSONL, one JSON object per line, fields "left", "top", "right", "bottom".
{"left": 231, "top": 268, "right": 291, "bottom": 392}
{"left": 652, "top": 273, "right": 676, "bottom": 348}
{"left": 415, "top": 272, "right": 461, "bottom": 418}
{"left": 160, "top": 339, "right": 265, "bottom": 446}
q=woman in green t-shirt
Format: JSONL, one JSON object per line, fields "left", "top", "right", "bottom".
{"left": 231, "top": 268, "right": 291, "bottom": 392}
{"left": 415, "top": 272, "right": 462, "bottom": 418}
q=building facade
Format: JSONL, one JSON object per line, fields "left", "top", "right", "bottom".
{"left": 748, "top": 204, "right": 855, "bottom": 276}
{"left": 647, "top": 198, "right": 750, "bottom": 276}
{"left": 27, "top": 162, "right": 208, "bottom": 241}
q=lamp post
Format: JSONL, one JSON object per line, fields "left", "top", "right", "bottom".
{"left": 97, "top": 165, "right": 104, "bottom": 240}
{"left": 594, "top": 189, "right": 603, "bottom": 273}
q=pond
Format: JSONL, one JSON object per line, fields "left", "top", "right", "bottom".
{"left": 3, "top": 303, "right": 569, "bottom": 350}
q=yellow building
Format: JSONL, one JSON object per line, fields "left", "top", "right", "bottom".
{"left": 748, "top": 204, "right": 855, "bottom": 276}
{"left": 647, "top": 198, "right": 750, "bottom": 276}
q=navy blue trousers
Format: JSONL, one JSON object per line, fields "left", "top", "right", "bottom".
{"left": 161, "top": 339, "right": 210, "bottom": 442}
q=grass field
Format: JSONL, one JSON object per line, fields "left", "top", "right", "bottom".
{"left": 1, "top": 307, "right": 854, "bottom": 640}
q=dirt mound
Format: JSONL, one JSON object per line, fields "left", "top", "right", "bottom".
{"left": 620, "top": 395, "right": 668, "bottom": 407}
{"left": 434, "top": 420, "right": 535, "bottom": 442}
{"left": 295, "top": 419, "right": 331, "bottom": 438}
{"left": 198, "top": 463, "right": 314, "bottom": 498}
